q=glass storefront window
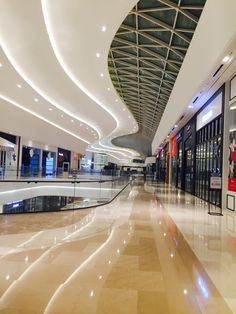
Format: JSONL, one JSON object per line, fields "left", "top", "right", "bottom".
{"left": 195, "top": 116, "right": 222, "bottom": 206}
{"left": 228, "top": 100, "right": 236, "bottom": 192}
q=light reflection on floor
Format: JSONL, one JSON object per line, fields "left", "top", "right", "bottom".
{"left": 0, "top": 181, "right": 234, "bottom": 313}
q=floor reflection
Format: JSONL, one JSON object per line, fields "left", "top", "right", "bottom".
{"left": 0, "top": 182, "right": 234, "bottom": 313}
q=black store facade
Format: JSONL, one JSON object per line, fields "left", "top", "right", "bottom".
{"left": 170, "top": 85, "right": 224, "bottom": 207}
{"left": 156, "top": 143, "right": 169, "bottom": 183}
{"left": 175, "top": 118, "right": 196, "bottom": 194}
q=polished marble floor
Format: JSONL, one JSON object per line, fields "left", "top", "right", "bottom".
{"left": 0, "top": 180, "right": 235, "bottom": 313}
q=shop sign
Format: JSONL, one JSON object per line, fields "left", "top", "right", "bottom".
{"left": 228, "top": 178, "right": 236, "bottom": 192}
{"left": 210, "top": 176, "right": 222, "bottom": 189}
{"left": 196, "top": 93, "right": 222, "bottom": 131}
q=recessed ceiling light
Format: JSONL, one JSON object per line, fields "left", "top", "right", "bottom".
{"left": 101, "top": 26, "right": 106, "bottom": 32}
{"left": 34, "top": 98, "right": 38, "bottom": 102}
{"left": 123, "top": 108, "right": 126, "bottom": 111}
{"left": 61, "top": 114, "right": 63, "bottom": 118}
{"left": 86, "top": 127, "right": 89, "bottom": 130}
{"left": 80, "top": 123, "right": 83, "bottom": 126}
{"left": 107, "top": 87, "right": 111, "bottom": 91}
{"left": 0, "top": 63, "right": 2, "bottom": 67}
{"left": 17, "top": 84, "right": 22, "bottom": 88}
{"left": 49, "top": 108, "right": 53, "bottom": 111}
{"left": 100, "top": 73, "right": 104, "bottom": 77}
{"left": 222, "top": 55, "right": 230, "bottom": 63}
{"left": 188, "top": 105, "right": 193, "bottom": 109}
{"left": 96, "top": 52, "right": 100, "bottom": 58}
{"left": 128, "top": 115, "right": 131, "bottom": 119}
{"left": 71, "top": 119, "right": 74, "bottom": 123}
{"left": 115, "top": 99, "right": 118, "bottom": 102}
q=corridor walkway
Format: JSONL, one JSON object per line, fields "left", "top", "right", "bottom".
{"left": 0, "top": 181, "right": 234, "bottom": 314}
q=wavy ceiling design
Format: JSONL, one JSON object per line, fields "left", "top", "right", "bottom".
{"left": 0, "top": 0, "right": 140, "bottom": 162}
{"left": 109, "top": 0, "right": 206, "bottom": 139}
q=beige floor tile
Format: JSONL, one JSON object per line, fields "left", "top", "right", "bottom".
{"left": 138, "top": 290, "right": 170, "bottom": 314}
{"left": 97, "top": 288, "right": 137, "bottom": 314}
{"left": 0, "top": 182, "right": 234, "bottom": 314}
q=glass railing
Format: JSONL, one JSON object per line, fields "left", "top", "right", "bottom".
{"left": 0, "top": 166, "right": 130, "bottom": 180}
{"left": 0, "top": 176, "right": 131, "bottom": 215}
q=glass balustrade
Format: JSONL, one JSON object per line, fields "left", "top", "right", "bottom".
{"left": 0, "top": 176, "right": 131, "bottom": 214}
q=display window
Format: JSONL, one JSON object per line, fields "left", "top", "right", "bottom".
{"left": 228, "top": 99, "right": 236, "bottom": 192}
{"left": 195, "top": 116, "right": 222, "bottom": 206}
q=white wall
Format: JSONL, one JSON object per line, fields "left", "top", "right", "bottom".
{"left": 152, "top": 0, "right": 236, "bottom": 153}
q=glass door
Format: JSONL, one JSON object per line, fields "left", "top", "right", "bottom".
{"left": 0, "top": 151, "right": 6, "bottom": 176}
{"left": 195, "top": 116, "right": 222, "bottom": 207}
{"left": 177, "top": 142, "right": 182, "bottom": 188}
{"left": 184, "top": 149, "right": 194, "bottom": 194}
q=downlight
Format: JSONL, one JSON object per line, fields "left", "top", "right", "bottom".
{"left": 222, "top": 54, "right": 231, "bottom": 63}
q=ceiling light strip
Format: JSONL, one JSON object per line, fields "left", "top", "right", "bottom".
{"left": 86, "top": 149, "right": 128, "bottom": 162}
{"left": 99, "top": 141, "right": 138, "bottom": 156}
{"left": 0, "top": 39, "right": 101, "bottom": 138}
{"left": 41, "top": 0, "right": 120, "bottom": 131}
{"left": 0, "top": 95, "right": 90, "bottom": 144}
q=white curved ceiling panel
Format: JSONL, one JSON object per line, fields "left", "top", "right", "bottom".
{"left": 0, "top": 98, "right": 87, "bottom": 153}
{"left": 0, "top": 50, "right": 97, "bottom": 144}
{"left": 39, "top": 0, "right": 139, "bottom": 152}
{"left": 0, "top": 0, "right": 140, "bottom": 159}
{"left": 0, "top": 2, "right": 111, "bottom": 136}
{"left": 40, "top": 0, "right": 137, "bottom": 125}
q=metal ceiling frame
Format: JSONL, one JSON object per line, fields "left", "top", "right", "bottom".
{"left": 109, "top": 0, "right": 206, "bottom": 137}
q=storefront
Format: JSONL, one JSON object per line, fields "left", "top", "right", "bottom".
{"left": 195, "top": 87, "right": 224, "bottom": 206}
{"left": 0, "top": 132, "right": 18, "bottom": 177}
{"left": 170, "top": 136, "right": 177, "bottom": 187}
{"left": 156, "top": 144, "right": 169, "bottom": 183}
{"left": 57, "top": 147, "right": 71, "bottom": 173}
{"left": 226, "top": 74, "right": 236, "bottom": 211}
{"left": 42, "top": 151, "right": 56, "bottom": 176}
{"left": 182, "top": 118, "right": 196, "bottom": 194}
{"left": 176, "top": 131, "right": 183, "bottom": 189}
{"left": 94, "top": 153, "right": 108, "bottom": 171}
{"left": 21, "top": 146, "right": 41, "bottom": 176}
{"left": 168, "top": 86, "right": 224, "bottom": 207}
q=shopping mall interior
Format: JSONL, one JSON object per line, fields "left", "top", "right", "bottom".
{"left": 0, "top": 0, "right": 236, "bottom": 313}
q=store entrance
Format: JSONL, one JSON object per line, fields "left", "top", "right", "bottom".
{"left": 0, "top": 151, "right": 6, "bottom": 176}
{"left": 176, "top": 142, "right": 182, "bottom": 189}
{"left": 195, "top": 116, "right": 222, "bottom": 207}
